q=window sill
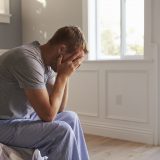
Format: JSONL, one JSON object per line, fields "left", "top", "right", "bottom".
{"left": 84, "top": 59, "right": 154, "bottom": 64}
{"left": 0, "top": 13, "right": 11, "bottom": 23}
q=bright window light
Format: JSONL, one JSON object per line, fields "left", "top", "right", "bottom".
{"left": 0, "top": 0, "right": 11, "bottom": 23}
{"left": 0, "top": 0, "right": 5, "bottom": 14}
{"left": 87, "top": 0, "right": 144, "bottom": 60}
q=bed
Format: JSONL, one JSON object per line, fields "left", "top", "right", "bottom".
{"left": 0, "top": 143, "right": 48, "bottom": 160}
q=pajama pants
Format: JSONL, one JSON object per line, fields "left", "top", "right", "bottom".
{"left": 0, "top": 111, "right": 89, "bottom": 160}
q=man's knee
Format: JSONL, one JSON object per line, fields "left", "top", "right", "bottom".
{"left": 63, "top": 111, "right": 79, "bottom": 122}
{"left": 56, "top": 121, "right": 73, "bottom": 135}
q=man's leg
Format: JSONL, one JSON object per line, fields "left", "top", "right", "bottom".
{"left": 0, "top": 118, "right": 80, "bottom": 160}
{"left": 55, "top": 111, "right": 89, "bottom": 160}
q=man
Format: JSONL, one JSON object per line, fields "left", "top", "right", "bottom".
{"left": 0, "top": 26, "right": 89, "bottom": 160}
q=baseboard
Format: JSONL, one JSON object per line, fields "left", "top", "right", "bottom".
{"left": 81, "top": 121, "right": 153, "bottom": 145}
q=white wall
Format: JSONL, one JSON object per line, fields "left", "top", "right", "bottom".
{"left": 152, "top": 0, "right": 160, "bottom": 145}
{"left": 21, "top": 0, "right": 82, "bottom": 44}
{"left": 21, "top": 0, "right": 160, "bottom": 145}
{"left": 0, "top": 0, "right": 22, "bottom": 49}
{"left": 68, "top": 59, "right": 157, "bottom": 144}
{"left": 67, "top": 0, "right": 159, "bottom": 145}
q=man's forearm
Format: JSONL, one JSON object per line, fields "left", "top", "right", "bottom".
{"left": 58, "top": 79, "right": 69, "bottom": 112}
{"left": 49, "top": 74, "right": 68, "bottom": 119}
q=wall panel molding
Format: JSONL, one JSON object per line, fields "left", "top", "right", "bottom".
{"left": 68, "top": 69, "right": 100, "bottom": 118}
{"left": 105, "top": 70, "right": 150, "bottom": 123}
{"left": 68, "top": 62, "right": 156, "bottom": 145}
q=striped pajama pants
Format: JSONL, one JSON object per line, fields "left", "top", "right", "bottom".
{"left": 0, "top": 111, "right": 89, "bottom": 160}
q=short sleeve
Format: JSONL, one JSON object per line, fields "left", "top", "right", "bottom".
{"left": 46, "top": 67, "right": 56, "bottom": 84}
{"left": 10, "top": 55, "right": 46, "bottom": 89}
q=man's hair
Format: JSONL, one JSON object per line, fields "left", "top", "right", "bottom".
{"left": 48, "top": 26, "right": 88, "bottom": 54}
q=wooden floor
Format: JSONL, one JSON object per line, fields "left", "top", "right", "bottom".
{"left": 85, "top": 134, "right": 160, "bottom": 160}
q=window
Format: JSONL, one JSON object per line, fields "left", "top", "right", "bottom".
{"left": 0, "top": 0, "right": 11, "bottom": 23}
{"left": 83, "top": 0, "right": 146, "bottom": 60}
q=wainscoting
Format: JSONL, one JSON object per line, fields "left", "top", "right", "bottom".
{"left": 68, "top": 50, "right": 158, "bottom": 145}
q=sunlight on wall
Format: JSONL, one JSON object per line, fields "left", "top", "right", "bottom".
{"left": 0, "top": 0, "right": 5, "bottom": 13}
{"left": 36, "top": 0, "right": 46, "bottom": 8}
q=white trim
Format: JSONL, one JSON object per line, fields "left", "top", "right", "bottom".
{"left": 121, "top": 0, "right": 126, "bottom": 58}
{"left": 96, "top": 0, "right": 100, "bottom": 60}
{"left": 144, "top": 0, "right": 152, "bottom": 59}
{"left": 82, "top": 0, "right": 88, "bottom": 43}
{"left": 83, "top": 59, "right": 153, "bottom": 64}
{"left": 76, "top": 69, "right": 100, "bottom": 118}
{"left": 78, "top": 112, "right": 98, "bottom": 117}
{"left": 83, "top": 0, "right": 151, "bottom": 61}
{"left": 83, "top": 0, "right": 97, "bottom": 60}
{"left": 151, "top": 43, "right": 159, "bottom": 145}
{"left": 0, "top": 13, "right": 11, "bottom": 23}
{"left": 82, "top": 121, "right": 153, "bottom": 144}
{"left": 105, "top": 69, "right": 150, "bottom": 123}
{"left": 0, "top": 0, "right": 11, "bottom": 23}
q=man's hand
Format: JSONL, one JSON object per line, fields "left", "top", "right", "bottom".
{"left": 57, "top": 53, "right": 84, "bottom": 78}
{"left": 72, "top": 55, "right": 85, "bottom": 69}
{"left": 54, "top": 51, "right": 85, "bottom": 113}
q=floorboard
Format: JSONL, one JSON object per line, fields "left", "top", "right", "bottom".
{"left": 85, "top": 134, "right": 160, "bottom": 160}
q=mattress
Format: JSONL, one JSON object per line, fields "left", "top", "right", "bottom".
{"left": 0, "top": 143, "right": 48, "bottom": 160}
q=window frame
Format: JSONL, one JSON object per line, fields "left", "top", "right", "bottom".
{"left": 82, "top": 0, "right": 152, "bottom": 61}
{"left": 0, "top": 0, "right": 11, "bottom": 23}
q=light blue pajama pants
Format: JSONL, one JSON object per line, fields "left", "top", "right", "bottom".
{"left": 0, "top": 111, "right": 89, "bottom": 160}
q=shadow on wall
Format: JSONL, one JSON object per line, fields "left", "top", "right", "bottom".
{"left": 22, "top": 0, "right": 82, "bottom": 43}
{"left": 32, "top": 0, "right": 48, "bottom": 43}
{"left": 0, "top": 0, "right": 22, "bottom": 49}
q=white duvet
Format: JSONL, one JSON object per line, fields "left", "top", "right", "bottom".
{"left": 0, "top": 143, "right": 48, "bottom": 160}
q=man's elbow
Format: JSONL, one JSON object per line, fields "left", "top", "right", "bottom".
{"left": 41, "top": 112, "right": 56, "bottom": 122}
{"left": 42, "top": 116, "right": 55, "bottom": 122}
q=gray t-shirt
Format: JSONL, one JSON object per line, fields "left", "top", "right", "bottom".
{"left": 0, "top": 41, "right": 55, "bottom": 119}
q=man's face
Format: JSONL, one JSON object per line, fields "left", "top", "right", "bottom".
{"left": 62, "top": 48, "right": 85, "bottom": 65}
{"left": 51, "top": 48, "right": 86, "bottom": 72}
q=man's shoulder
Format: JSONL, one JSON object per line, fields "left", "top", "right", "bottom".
{"left": 1, "top": 41, "right": 40, "bottom": 58}
{"left": 17, "top": 41, "right": 41, "bottom": 58}
{"left": 0, "top": 41, "right": 44, "bottom": 74}
{"left": 8, "top": 41, "right": 42, "bottom": 64}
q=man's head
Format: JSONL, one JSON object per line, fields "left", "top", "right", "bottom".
{"left": 49, "top": 26, "right": 88, "bottom": 54}
{"left": 42, "top": 26, "right": 88, "bottom": 71}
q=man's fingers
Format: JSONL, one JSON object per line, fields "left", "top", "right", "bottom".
{"left": 73, "top": 56, "right": 85, "bottom": 63}
{"left": 72, "top": 56, "right": 85, "bottom": 66}
{"left": 67, "top": 52, "right": 82, "bottom": 62}
{"left": 72, "top": 59, "right": 82, "bottom": 69}
{"left": 57, "top": 55, "right": 63, "bottom": 65}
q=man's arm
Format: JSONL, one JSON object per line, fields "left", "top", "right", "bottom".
{"left": 25, "top": 55, "right": 80, "bottom": 122}
{"left": 25, "top": 74, "right": 68, "bottom": 122}
{"left": 47, "top": 79, "right": 69, "bottom": 113}
{"left": 59, "top": 79, "right": 69, "bottom": 112}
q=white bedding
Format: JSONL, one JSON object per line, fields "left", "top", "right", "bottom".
{"left": 0, "top": 143, "right": 48, "bottom": 160}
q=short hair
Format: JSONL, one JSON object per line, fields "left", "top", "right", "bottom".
{"left": 48, "top": 26, "right": 88, "bottom": 54}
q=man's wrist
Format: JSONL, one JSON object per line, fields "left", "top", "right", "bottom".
{"left": 56, "top": 73, "right": 68, "bottom": 82}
